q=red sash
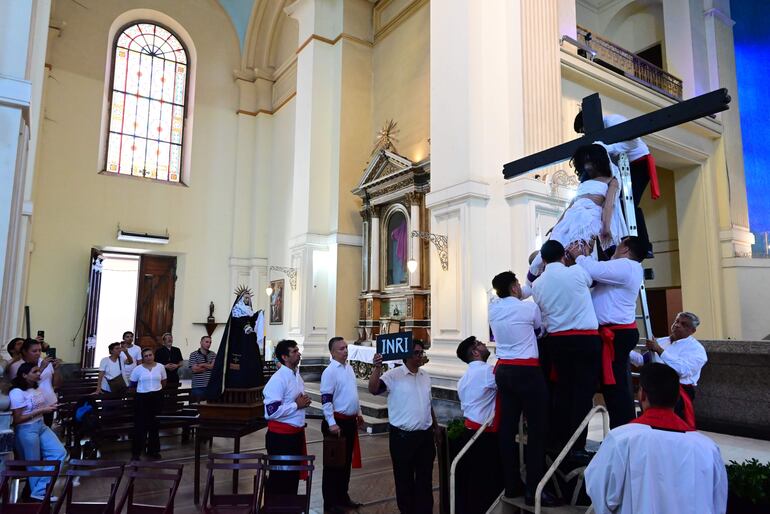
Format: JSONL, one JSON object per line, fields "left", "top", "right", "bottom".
{"left": 547, "top": 330, "right": 599, "bottom": 382}
{"left": 632, "top": 154, "right": 660, "bottom": 200}
{"left": 598, "top": 323, "right": 638, "bottom": 385}
{"left": 267, "top": 420, "right": 308, "bottom": 479}
{"left": 464, "top": 418, "right": 498, "bottom": 433}
{"left": 630, "top": 407, "right": 694, "bottom": 432}
{"left": 494, "top": 358, "right": 540, "bottom": 368}
{"left": 334, "top": 412, "right": 362, "bottom": 469}
{"left": 678, "top": 385, "right": 697, "bottom": 430}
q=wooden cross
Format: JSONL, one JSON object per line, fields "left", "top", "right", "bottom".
{"left": 502, "top": 88, "right": 732, "bottom": 179}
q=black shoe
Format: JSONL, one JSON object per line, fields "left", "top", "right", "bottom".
{"left": 525, "top": 490, "right": 562, "bottom": 507}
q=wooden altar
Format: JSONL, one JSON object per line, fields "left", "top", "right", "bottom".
{"left": 352, "top": 148, "right": 431, "bottom": 344}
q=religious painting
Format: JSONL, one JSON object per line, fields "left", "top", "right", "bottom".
{"left": 386, "top": 210, "right": 409, "bottom": 285}
{"left": 269, "top": 279, "right": 284, "bottom": 325}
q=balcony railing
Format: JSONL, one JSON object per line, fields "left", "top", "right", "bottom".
{"left": 577, "top": 26, "right": 683, "bottom": 100}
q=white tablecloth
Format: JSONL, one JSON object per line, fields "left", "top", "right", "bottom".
{"left": 347, "top": 344, "right": 400, "bottom": 365}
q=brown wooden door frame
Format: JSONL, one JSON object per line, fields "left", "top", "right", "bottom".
{"left": 81, "top": 249, "right": 104, "bottom": 368}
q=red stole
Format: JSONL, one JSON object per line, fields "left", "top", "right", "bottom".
{"left": 678, "top": 385, "right": 697, "bottom": 430}
{"left": 334, "top": 412, "right": 362, "bottom": 469}
{"left": 267, "top": 420, "right": 308, "bottom": 479}
{"left": 598, "top": 323, "right": 638, "bottom": 385}
{"left": 630, "top": 407, "right": 694, "bottom": 432}
{"left": 632, "top": 154, "right": 660, "bottom": 200}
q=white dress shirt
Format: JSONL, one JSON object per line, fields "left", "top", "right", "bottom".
{"left": 320, "top": 359, "right": 360, "bottom": 426}
{"left": 488, "top": 297, "right": 542, "bottom": 359}
{"left": 129, "top": 364, "right": 167, "bottom": 393}
{"left": 576, "top": 255, "right": 643, "bottom": 325}
{"left": 601, "top": 114, "right": 650, "bottom": 162}
{"left": 532, "top": 262, "right": 598, "bottom": 333}
{"left": 380, "top": 365, "right": 433, "bottom": 431}
{"left": 585, "top": 423, "right": 727, "bottom": 514}
{"left": 99, "top": 356, "right": 125, "bottom": 392}
{"left": 457, "top": 361, "right": 497, "bottom": 425}
{"left": 631, "top": 335, "right": 707, "bottom": 385}
{"left": 122, "top": 344, "right": 143, "bottom": 380}
{"left": 264, "top": 364, "right": 306, "bottom": 428}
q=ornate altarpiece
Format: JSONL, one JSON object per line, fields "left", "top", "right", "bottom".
{"left": 352, "top": 150, "right": 431, "bottom": 344}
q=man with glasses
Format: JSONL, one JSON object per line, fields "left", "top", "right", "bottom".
{"left": 369, "top": 340, "right": 436, "bottom": 514}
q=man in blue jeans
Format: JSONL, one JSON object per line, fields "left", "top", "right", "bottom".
{"left": 188, "top": 335, "right": 216, "bottom": 401}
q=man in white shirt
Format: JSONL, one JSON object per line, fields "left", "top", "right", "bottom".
{"left": 120, "top": 330, "right": 142, "bottom": 382}
{"left": 585, "top": 363, "right": 727, "bottom": 514}
{"left": 575, "top": 112, "right": 657, "bottom": 257}
{"left": 454, "top": 336, "right": 504, "bottom": 514}
{"left": 370, "top": 340, "right": 435, "bottom": 514}
{"left": 570, "top": 236, "right": 645, "bottom": 427}
{"left": 532, "top": 240, "right": 600, "bottom": 453}
{"left": 263, "top": 339, "right": 312, "bottom": 498}
{"left": 630, "top": 311, "right": 707, "bottom": 428}
{"left": 488, "top": 272, "right": 559, "bottom": 507}
{"left": 320, "top": 337, "right": 364, "bottom": 514}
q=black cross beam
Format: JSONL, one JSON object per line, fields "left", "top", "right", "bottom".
{"left": 502, "top": 88, "right": 731, "bottom": 179}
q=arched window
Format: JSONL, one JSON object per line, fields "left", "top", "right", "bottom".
{"left": 105, "top": 22, "right": 188, "bottom": 183}
{"left": 385, "top": 210, "right": 409, "bottom": 286}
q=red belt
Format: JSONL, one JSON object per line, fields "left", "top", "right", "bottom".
{"left": 547, "top": 330, "right": 599, "bottom": 382}
{"left": 598, "top": 323, "right": 637, "bottom": 385}
{"left": 494, "top": 358, "right": 540, "bottom": 368}
{"left": 268, "top": 420, "right": 308, "bottom": 479}
{"left": 678, "top": 385, "right": 696, "bottom": 430}
{"left": 464, "top": 418, "right": 497, "bottom": 433}
{"left": 334, "top": 412, "right": 362, "bottom": 469}
{"left": 632, "top": 154, "right": 659, "bottom": 200}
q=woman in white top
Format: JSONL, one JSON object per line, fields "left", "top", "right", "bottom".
{"left": 96, "top": 342, "right": 128, "bottom": 394}
{"left": 129, "top": 346, "right": 167, "bottom": 460}
{"left": 9, "top": 362, "right": 68, "bottom": 501}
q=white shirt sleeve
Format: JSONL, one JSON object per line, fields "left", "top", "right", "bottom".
{"left": 99, "top": 357, "right": 109, "bottom": 372}
{"left": 129, "top": 366, "right": 140, "bottom": 383}
{"left": 8, "top": 388, "right": 25, "bottom": 410}
{"left": 320, "top": 369, "right": 337, "bottom": 426}
{"left": 577, "top": 256, "right": 631, "bottom": 286}
{"left": 159, "top": 365, "right": 167, "bottom": 380}
{"left": 263, "top": 376, "right": 298, "bottom": 420}
{"left": 484, "top": 365, "right": 497, "bottom": 391}
{"left": 660, "top": 342, "right": 707, "bottom": 383}
{"left": 629, "top": 350, "right": 644, "bottom": 368}
{"left": 532, "top": 303, "right": 543, "bottom": 336}
{"left": 576, "top": 265, "right": 594, "bottom": 287}
{"left": 585, "top": 432, "right": 626, "bottom": 514}
{"left": 379, "top": 368, "right": 397, "bottom": 393}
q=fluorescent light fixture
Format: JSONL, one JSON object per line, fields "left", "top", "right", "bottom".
{"left": 116, "top": 229, "right": 170, "bottom": 245}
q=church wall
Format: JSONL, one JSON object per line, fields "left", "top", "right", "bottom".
{"left": 371, "top": 1, "right": 430, "bottom": 164}
{"left": 641, "top": 167, "right": 681, "bottom": 289}
{"left": 26, "top": 0, "right": 241, "bottom": 362}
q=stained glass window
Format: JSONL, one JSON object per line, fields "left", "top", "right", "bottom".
{"left": 105, "top": 23, "right": 188, "bottom": 183}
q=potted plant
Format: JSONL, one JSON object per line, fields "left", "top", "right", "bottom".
{"left": 726, "top": 458, "right": 770, "bottom": 514}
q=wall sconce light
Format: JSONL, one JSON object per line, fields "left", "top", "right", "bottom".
{"left": 410, "top": 230, "right": 449, "bottom": 271}
{"left": 269, "top": 266, "right": 298, "bottom": 290}
{"left": 407, "top": 259, "right": 418, "bottom": 274}
{"left": 265, "top": 286, "right": 273, "bottom": 297}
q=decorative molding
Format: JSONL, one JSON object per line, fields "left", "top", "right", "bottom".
{"left": 236, "top": 91, "right": 296, "bottom": 117}
{"left": 270, "top": 265, "right": 298, "bottom": 290}
{"left": 296, "top": 32, "right": 373, "bottom": 55}
{"left": 229, "top": 256, "right": 269, "bottom": 268}
{"left": 374, "top": 0, "right": 429, "bottom": 44}
{"left": 411, "top": 230, "right": 448, "bottom": 271}
{"left": 425, "top": 180, "right": 490, "bottom": 210}
{"left": 0, "top": 74, "right": 32, "bottom": 110}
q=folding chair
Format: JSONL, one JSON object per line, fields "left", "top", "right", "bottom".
{"left": 51, "top": 460, "right": 125, "bottom": 514}
{"left": 202, "top": 453, "right": 264, "bottom": 514}
{"left": 0, "top": 459, "right": 61, "bottom": 513}
{"left": 114, "top": 461, "right": 183, "bottom": 514}
{"left": 257, "top": 455, "right": 315, "bottom": 514}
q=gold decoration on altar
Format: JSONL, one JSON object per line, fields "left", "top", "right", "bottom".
{"left": 372, "top": 119, "right": 400, "bottom": 156}
{"left": 234, "top": 285, "right": 253, "bottom": 298}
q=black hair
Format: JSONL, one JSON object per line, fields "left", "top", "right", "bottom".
{"left": 328, "top": 336, "right": 345, "bottom": 353}
{"left": 456, "top": 336, "right": 477, "bottom": 364}
{"left": 639, "top": 363, "right": 680, "bottom": 408}
{"left": 12, "top": 362, "right": 39, "bottom": 391}
{"left": 20, "top": 338, "right": 40, "bottom": 356}
{"left": 540, "top": 240, "right": 566, "bottom": 264}
{"left": 6, "top": 337, "right": 23, "bottom": 355}
{"left": 123, "top": 331, "right": 134, "bottom": 338}
{"left": 275, "top": 339, "right": 298, "bottom": 365}
{"left": 492, "top": 271, "right": 517, "bottom": 299}
{"left": 403, "top": 339, "right": 425, "bottom": 364}
{"left": 108, "top": 342, "right": 121, "bottom": 353}
{"left": 622, "top": 236, "right": 646, "bottom": 262}
{"left": 570, "top": 144, "right": 612, "bottom": 181}
{"left": 574, "top": 111, "right": 584, "bottom": 133}
{"left": 141, "top": 346, "right": 154, "bottom": 356}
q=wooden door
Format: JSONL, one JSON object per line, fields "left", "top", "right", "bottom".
{"left": 81, "top": 249, "right": 104, "bottom": 367}
{"left": 135, "top": 255, "right": 177, "bottom": 349}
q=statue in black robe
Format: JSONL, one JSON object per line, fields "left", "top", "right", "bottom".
{"left": 205, "top": 289, "right": 265, "bottom": 400}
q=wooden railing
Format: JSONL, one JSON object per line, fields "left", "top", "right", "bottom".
{"left": 577, "top": 26, "right": 683, "bottom": 100}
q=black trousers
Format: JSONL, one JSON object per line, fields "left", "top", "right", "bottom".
{"left": 548, "top": 335, "right": 601, "bottom": 450}
{"left": 495, "top": 365, "right": 548, "bottom": 497}
{"left": 265, "top": 430, "right": 305, "bottom": 499}
{"left": 675, "top": 384, "right": 697, "bottom": 423}
{"left": 455, "top": 429, "right": 503, "bottom": 514}
{"left": 132, "top": 390, "right": 161, "bottom": 457}
{"left": 389, "top": 425, "right": 435, "bottom": 514}
{"left": 600, "top": 328, "right": 640, "bottom": 428}
{"left": 321, "top": 417, "right": 357, "bottom": 509}
{"left": 630, "top": 158, "right": 652, "bottom": 253}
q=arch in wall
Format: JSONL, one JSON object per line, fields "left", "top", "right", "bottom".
{"left": 381, "top": 203, "right": 411, "bottom": 288}
{"left": 604, "top": 0, "right": 664, "bottom": 56}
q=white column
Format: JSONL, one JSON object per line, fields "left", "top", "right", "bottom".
{"left": 369, "top": 213, "right": 380, "bottom": 291}
{"left": 409, "top": 198, "right": 421, "bottom": 287}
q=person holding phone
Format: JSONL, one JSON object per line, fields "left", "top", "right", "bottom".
{"left": 9, "top": 361, "right": 68, "bottom": 501}
{"left": 8, "top": 339, "right": 62, "bottom": 427}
